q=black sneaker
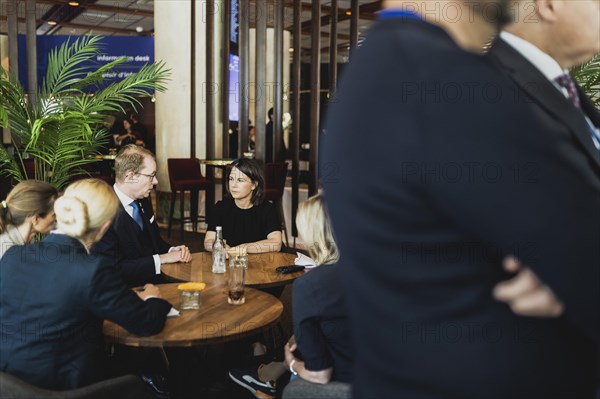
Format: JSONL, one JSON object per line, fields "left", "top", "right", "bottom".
{"left": 229, "top": 368, "right": 276, "bottom": 399}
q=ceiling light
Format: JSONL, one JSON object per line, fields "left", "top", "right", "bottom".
{"left": 135, "top": 26, "right": 144, "bottom": 32}
{"left": 345, "top": 10, "right": 351, "bottom": 15}
{"left": 288, "top": 47, "right": 294, "bottom": 52}
{"left": 68, "top": 1, "right": 79, "bottom": 6}
{"left": 47, "top": 20, "right": 57, "bottom": 25}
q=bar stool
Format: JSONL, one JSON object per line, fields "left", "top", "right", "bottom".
{"left": 167, "top": 158, "right": 214, "bottom": 240}
{"left": 263, "top": 162, "right": 289, "bottom": 247}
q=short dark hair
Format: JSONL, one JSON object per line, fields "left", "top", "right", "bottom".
{"left": 268, "top": 108, "right": 274, "bottom": 118}
{"left": 225, "top": 158, "right": 265, "bottom": 205}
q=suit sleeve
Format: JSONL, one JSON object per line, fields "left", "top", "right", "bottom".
{"left": 420, "top": 78, "right": 600, "bottom": 332}
{"left": 87, "top": 259, "right": 171, "bottom": 336}
{"left": 91, "top": 225, "right": 157, "bottom": 287}
{"left": 292, "top": 274, "right": 334, "bottom": 372}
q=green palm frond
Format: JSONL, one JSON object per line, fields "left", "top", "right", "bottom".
{"left": 571, "top": 54, "right": 600, "bottom": 109}
{"left": 1, "top": 35, "right": 170, "bottom": 189}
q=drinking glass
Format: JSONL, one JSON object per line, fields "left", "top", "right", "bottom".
{"left": 180, "top": 290, "right": 201, "bottom": 310}
{"left": 228, "top": 260, "right": 246, "bottom": 305}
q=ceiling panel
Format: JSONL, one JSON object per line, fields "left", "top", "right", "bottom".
{"left": 0, "top": 0, "right": 381, "bottom": 61}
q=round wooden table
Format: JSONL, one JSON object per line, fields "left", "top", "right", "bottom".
{"left": 161, "top": 252, "right": 302, "bottom": 289}
{"left": 103, "top": 283, "right": 283, "bottom": 347}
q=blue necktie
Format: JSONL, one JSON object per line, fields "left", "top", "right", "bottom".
{"left": 130, "top": 201, "right": 144, "bottom": 230}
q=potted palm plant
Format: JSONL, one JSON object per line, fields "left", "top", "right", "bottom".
{"left": 0, "top": 35, "right": 170, "bottom": 190}
{"left": 571, "top": 54, "right": 600, "bottom": 108}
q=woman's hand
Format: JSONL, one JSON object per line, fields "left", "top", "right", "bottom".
{"left": 493, "top": 256, "right": 564, "bottom": 317}
{"left": 284, "top": 340, "right": 332, "bottom": 384}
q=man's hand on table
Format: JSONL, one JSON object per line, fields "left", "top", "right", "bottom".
{"left": 136, "top": 284, "right": 162, "bottom": 300}
{"left": 160, "top": 245, "right": 192, "bottom": 264}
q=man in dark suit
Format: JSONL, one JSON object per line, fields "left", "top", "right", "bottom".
{"left": 488, "top": 0, "right": 600, "bottom": 190}
{"left": 488, "top": 0, "right": 600, "bottom": 314}
{"left": 321, "top": 0, "right": 599, "bottom": 398}
{"left": 93, "top": 145, "right": 192, "bottom": 287}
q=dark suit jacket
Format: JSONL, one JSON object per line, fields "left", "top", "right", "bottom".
{"left": 488, "top": 37, "right": 600, "bottom": 189}
{"left": 0, "top": 234, "right": 172, "bottom": 390}
{"left": 322, "top": 18, "right": 599, "bottom": 398}
{"left": 92, "top": 195, "right": 171, "bottom": 287}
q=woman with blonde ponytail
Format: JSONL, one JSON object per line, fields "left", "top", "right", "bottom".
{"left": 0, "top": 179, "right": 173, "bottom": 390}
{"left": 0, "top": 180, "right": 58, "bottom": 259}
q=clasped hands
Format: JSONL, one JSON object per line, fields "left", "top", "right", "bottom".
{"left": 159, "top": 245, "right": 192, "bottom": 264}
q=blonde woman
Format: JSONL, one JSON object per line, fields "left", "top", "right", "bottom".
{"left": 229, "top": 194, "right": 351, "bottom": 398}
{"left": 0, "top": 180, "right": 58, "bottom": 259}
{"left": 0, "top": 179, "right": 172, "bottom": 390}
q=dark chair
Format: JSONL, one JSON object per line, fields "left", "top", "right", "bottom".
{"left": 167, "top": 158, "right": 214, "bottom": 240}
{"left": 282, "top": 379, "right": 352, "bottom": 399}
{"left": 0, "top": 372, "right": 147, "bottom": 399}
{"left": 263, "top": 162, "right": 289, "bottom": 247}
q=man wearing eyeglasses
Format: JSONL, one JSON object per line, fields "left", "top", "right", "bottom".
{"left": 93, "top": 144, "right": 192, "bottom": 287}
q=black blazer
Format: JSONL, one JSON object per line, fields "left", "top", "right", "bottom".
{"left": 321, "top": 18, "right": 600, "bottom": 398}
{"left": 92, "top": 195, "right": 171, "bottom": 287}
{"left": 0, "top": 234, "right": 172, "bottom": 390}
{"left": 488, "top": 37, "right": 600, "bottom": 190}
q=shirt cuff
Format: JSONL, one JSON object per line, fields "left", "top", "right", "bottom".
{"left": 168, "top": 247, "right": 176, "bottom": 253}
{"left": 153, "top": 254, "right": 161, "bottom": 274}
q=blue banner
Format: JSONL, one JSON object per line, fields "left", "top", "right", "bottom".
{"left": 18, "top": 35, "right": 154, "bottom": 92}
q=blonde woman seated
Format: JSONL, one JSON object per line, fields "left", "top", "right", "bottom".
{"left": 204, "top": 158, "right": 282, "bottom": 254}
{"left": 0, "top": 179, "right": 172, "bottom": 390}
{"left": 229, "top": 194, "right": 351, "bottom": 398}
{"left": 0, "top": 180, "right": 58, "bottom": 259}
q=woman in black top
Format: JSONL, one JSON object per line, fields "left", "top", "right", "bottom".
{"left": 204, "top": 158, "right": 282, "bottom": 253}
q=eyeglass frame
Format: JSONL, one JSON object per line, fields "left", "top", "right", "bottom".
{"left": 136, "top": 171, "right": 157, "bottom": 180}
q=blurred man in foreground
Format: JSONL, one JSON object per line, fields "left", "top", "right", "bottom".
{"left": 322, "top": 0, "right": 600, "bottom": 397}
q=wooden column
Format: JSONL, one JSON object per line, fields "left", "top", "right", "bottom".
{"left": 308, "top": 0, "right": 320, "bottom": 196}
{"left": 350, "top": 0, "right": 359, "bottom": 50}
{"left": 254, "top": 0, "right": 267, "bottom": 162}
{"left": 205, "top": 0, "right": 215, "bottom": 162}
{"left": 221, "top": 0, "right": 231, "bottom": 157}
{"left": 7, "top": 0, "right": 18, "bottom": 79}
{"left": 329, "top": 0, "right": 338, "bottom": 96}
{"left": 26, "top": 0, "right": 37, "bottom": 104}
{"left": 273, "top": 0, "right": 284, "bottom": 163}
{"left": 190, "top": 0, "right": 197, "bottom": 158}
{"left": 239, "top": 0, "right": 250, "bottom": 157}
{"left": 291, "top": 0, "right": 301, "bottom": 238}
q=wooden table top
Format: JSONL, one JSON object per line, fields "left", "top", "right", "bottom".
{"left": 161, "top": 252, "right": 302, "bottom": 289}
{"left": 103, "top": 283, "right": 283, "bottom": 347}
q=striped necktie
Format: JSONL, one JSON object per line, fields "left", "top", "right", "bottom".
{"left": 555, "top": 74, "right": 600, "bottom": 152}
